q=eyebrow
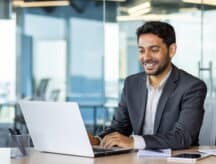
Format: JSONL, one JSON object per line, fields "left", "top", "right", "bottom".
{"left": 138, "top": 45, "right": 160, "bottom": 49}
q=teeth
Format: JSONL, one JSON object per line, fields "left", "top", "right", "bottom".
{"left": 145, "top": 63, "right": 154, "bottom": 67}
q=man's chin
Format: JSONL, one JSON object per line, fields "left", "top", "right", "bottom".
{"left": 144, "top": 69, "right": 158, "bottom": 76}
{"left": 145, "top": 72, "right": 157, "bottom": 76}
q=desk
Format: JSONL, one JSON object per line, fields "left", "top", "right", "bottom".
{"left": 11, "top": 146, "right": 216, "bottom": 164}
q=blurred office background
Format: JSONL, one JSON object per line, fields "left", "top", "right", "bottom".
{"left": 1, "top": 0, "right": 216, "bottom": 146}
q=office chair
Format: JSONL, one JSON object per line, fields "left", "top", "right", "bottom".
{"left": 34, "top": 78, "right": 50, "bottom": 100}
{"left": 49, "top": 89, "right": 60, "bottom": 101}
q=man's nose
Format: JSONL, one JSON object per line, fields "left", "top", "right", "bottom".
{"left": 140, "top": 51, "right": 152, "bottom": 60}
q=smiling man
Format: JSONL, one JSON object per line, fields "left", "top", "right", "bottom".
{"left": 89, "top": 21, "right": 207, "bottom": 150}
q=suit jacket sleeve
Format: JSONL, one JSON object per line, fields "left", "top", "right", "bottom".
{"left": 99, "top": 79, "right": 133, "bottom": 138}
{"left": 144, "top": 80, "right": 207, "bottom": 150}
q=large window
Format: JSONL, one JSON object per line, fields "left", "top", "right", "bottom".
{"left": 106, "top": 0, "right": 216, "bottom": 145}
{"left": 112, "top": 0, "right": 216, "bottom": 97}
{"left": 15, "top": 1, "right": 106, "bottom": 133}
{"left": 0, "top": 19, "right": 16, "bottom": 124}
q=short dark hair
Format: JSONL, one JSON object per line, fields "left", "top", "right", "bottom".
{"left": 136, "top": 21, "right": 176, "bottom": 47}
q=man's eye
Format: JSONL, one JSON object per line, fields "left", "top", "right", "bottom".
{"left": 152, "top": 49, "right": 159, "bottom": 52}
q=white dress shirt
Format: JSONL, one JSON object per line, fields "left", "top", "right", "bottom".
{"left": 132, "top": 69, "right": 172, "bottom": 149}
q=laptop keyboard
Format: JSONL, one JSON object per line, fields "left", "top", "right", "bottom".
{"left": 93, "top": 148, "right": 114, "bottom": 153}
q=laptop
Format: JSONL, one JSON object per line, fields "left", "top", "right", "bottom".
{"left": 19, "top": 101, "right": 132, "bottom": 157}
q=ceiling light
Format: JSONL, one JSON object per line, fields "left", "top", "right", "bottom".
{"left": 129, "top": 8, "right": 151, "bottom": 16}
{"left": 117, "top": 14, "right": 167, "bottom": 21}
{"left": 179, "top": 7, "right": 199, "bottom": 12}
{"left": 13, "top": 0, "right": 70, "bottom": 8}
{"left": 183, "top": 0, "right": 216, "bottom": 6}
{"left": 117, "top": 13, "right": 202, "bottom": 22}
{"left": 128, "top": 2, "right": 151, "bottom": 14}
{"left": 96, "top": 0, "right": 126, "bottom": 1}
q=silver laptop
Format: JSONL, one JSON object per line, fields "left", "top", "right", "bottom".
{"left": 19, "top": 101, "right": 132, "bottom": 157}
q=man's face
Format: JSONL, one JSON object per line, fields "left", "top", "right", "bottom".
{"left": 138, "top": 33, "right": 174, "bottom": 76}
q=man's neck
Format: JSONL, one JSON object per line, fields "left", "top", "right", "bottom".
{"left": 149, "top": 64, "right": 172, "bottom": 88}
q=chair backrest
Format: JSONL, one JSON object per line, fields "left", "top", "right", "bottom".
{"left": 49, "top": 89, "right": 60, "bottom": 101}
{"left": 35, "top": 78, "right": 50, "bottom": 100}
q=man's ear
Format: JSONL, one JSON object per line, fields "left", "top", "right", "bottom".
{"left": 169, "top": 43, "right": 177, "bottom": 58}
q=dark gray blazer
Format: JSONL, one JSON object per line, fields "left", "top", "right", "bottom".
{"left": 100, "top": 65, "right": 207, "bottom": 150}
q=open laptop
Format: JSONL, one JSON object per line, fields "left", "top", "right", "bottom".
{"left": 19, "top": 101, "right": 132, "bottom": 157}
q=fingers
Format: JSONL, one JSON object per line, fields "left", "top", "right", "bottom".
{"left": 87, "top": 133, "right": 93, "bottom": 139}
{"left": 101, "top": 136, "right": 119, "bottom": 148}
{"left": 87, "top": 133, "right": 100, "bottom": 145}
{"left": 100, "top": 132, "right": 134, "bottom": 149}
{"left": 100, "top": 132, "right": 122, "bottom": 148}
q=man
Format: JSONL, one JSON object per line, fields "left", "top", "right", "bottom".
{"left": 89, "top": 21, "right": 207, "bottom": 150}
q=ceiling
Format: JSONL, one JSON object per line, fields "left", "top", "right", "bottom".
{"left": 11, "top": 0, "right": 216, "bottom": 16}
{"left": 118, "top": 0, "right": 216, "bottom": 16}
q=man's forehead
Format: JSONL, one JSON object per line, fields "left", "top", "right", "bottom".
{"left": 138, "top": 34, "right": 164, "bottom": 48}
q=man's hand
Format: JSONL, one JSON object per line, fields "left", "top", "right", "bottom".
{"left": 88, "top": 133, "right": 100, "bottom": 145}
{"left": 100, "top": 132, "right": 134, "bottom": 149}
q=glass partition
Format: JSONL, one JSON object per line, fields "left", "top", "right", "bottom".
{"left": 112, "top": 0, "right": 216, "bottom": 97}
{"left": 105, "top": 0, "right": 216, "bottom": 145}
{"left": 14, "top": 1, "right": 106, "bottom": 135}
{"left": 0, "top": 19, "right": 16, "bottom": 125}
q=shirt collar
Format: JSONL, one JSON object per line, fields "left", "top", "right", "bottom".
{"left": 146, "top": 67, "right": 172, "bottom": 90}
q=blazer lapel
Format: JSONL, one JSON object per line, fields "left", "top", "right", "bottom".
{"left": 153, "top": 66, "right": 179, "bottom": 134}
{"left": 137, "top": 74, "right": 148, "bottom": 134}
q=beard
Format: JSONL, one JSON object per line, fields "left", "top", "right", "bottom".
{"left": 142, "top": 53, "right": 171, "bottom": 76}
